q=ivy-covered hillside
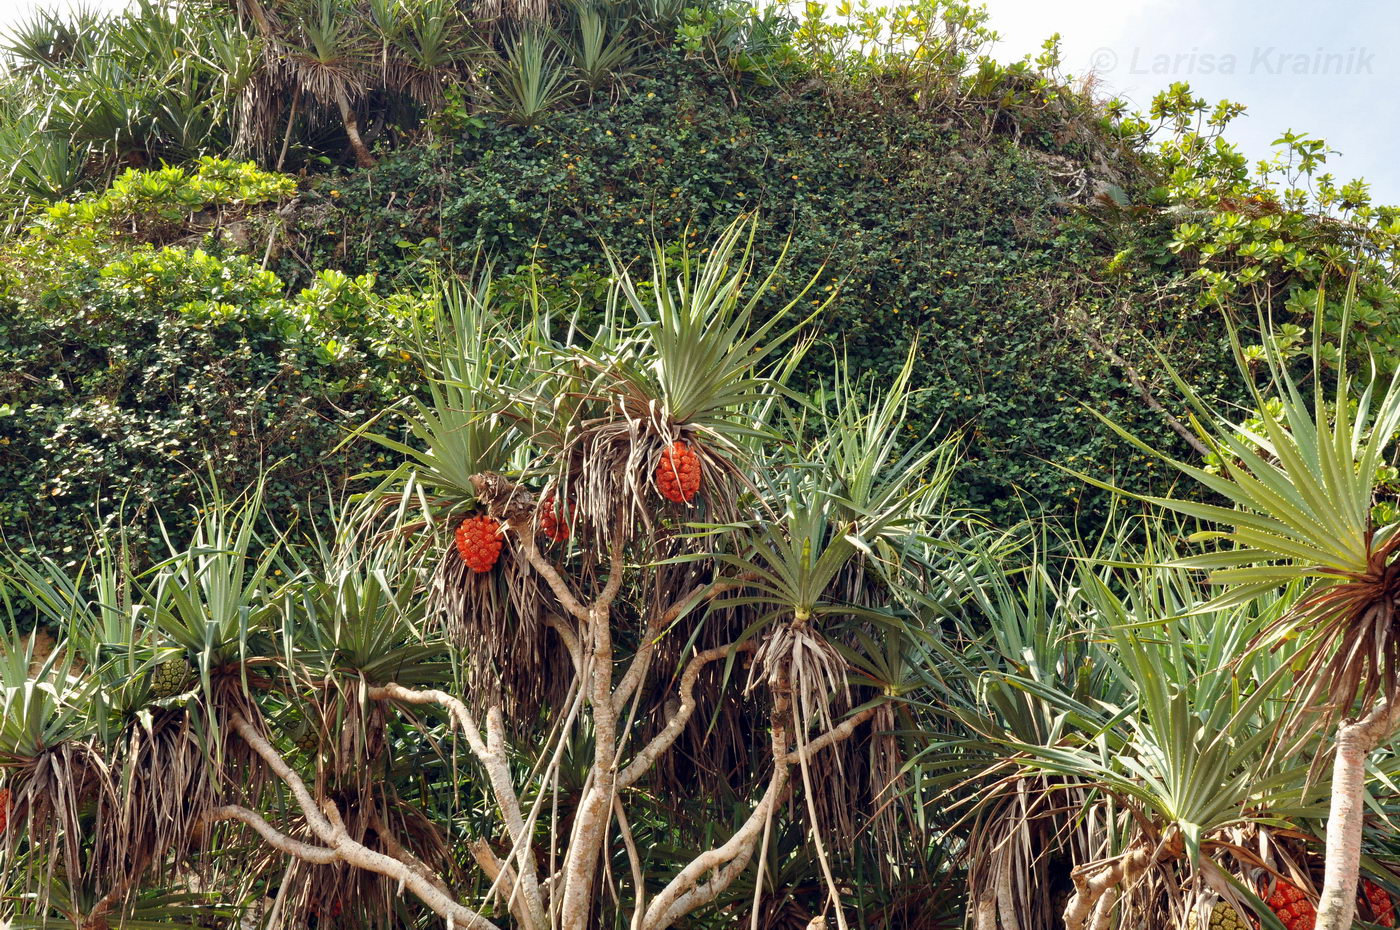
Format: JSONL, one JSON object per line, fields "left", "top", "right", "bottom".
{"left": 3, "top": 0, "right": 1395, "bottom": 564}
{"left": 4, "top": 3, "right": 1400, "bottom": 930}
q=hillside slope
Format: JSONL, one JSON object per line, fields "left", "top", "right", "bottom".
{"left": 278, "top": 56, "right": 1240, "bottom": 525}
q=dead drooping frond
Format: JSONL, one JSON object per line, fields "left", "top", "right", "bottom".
{"left": 0, "top": 626, "right": 113, "bottom": 911}
{"left": 91, "top": 708, "right": 220, "bottom": 893}
{"left": 471, "top": 0, "right": 553, "bottom": 27}
{"left": 428, "top": 528, "right": 570, "bottom": 720}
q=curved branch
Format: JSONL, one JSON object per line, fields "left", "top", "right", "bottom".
{"left": 229, "top": 713, "right": 333, "bottom": 836}
{"left": 618, "top": 642, "right": 755, "bottom": 788}
{"left": 641, "top": 764, "right": 790, "bottom": 930}
{"left": 545, "top": 613, "right": 583, "bottom": 673}
{"left": 780, "top": 705, "right": 881, "bottom": 766}
{"left": 596, "top": 515, "right": 629, "bottom": 614}
{"left": 370, "top": 811, "right": 454, "bottom": 896}
{"left": 469, "top": 839, "right": 539, "bottom": 930}
{"left": 205, "top": 804, "right": 339, "bottom": 865}
{"left": 614, "top": 796, "right": 646, "bottom": 930}
{"left": 513, "top": 528, "right": 592, "bottom": 623}
{"left": 640, "top": 677, "right": 881, "bottom": 930}
{"left": 228, "top": 713, "right": 502, "bottom": 930}
{"left": 615, "top": 577, "right": 751, "bottom": 707}
{"left": 368, "top": 684, "right": 548, "bottom": 930}
{"left": 641, "top": 661, "right": 794, "bottom": 930}
{"left": 1063, "top": 845, "right": 1152, "bottom": 930}
{"left": 558, "top": 514, "right": 628, "bottom": 930}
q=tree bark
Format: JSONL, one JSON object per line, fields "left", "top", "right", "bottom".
{"left": 225, "top": 505, "right": 882, "bottom": 930}
{"left": 1063, "top": 845, "right": 1151, "bottom": 930}
{"left": 558, "top": 530, "right": 628, "bottom": 930}
{"left": 334, "top": 87, "right": 376, "bottom": 168}
{"left": 227, "top": 713, "right": 502, "bottom": 930}
{"left": 367, "top": 685, "right": 547, "bottom": 930}
{"left": 1315, "top": 698, "right": 1400, "bottom": 930}
{"left": 994, "top": 846, "right": 1022, "bottom": 930}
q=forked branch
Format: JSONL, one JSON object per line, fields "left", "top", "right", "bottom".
{"left": 367, "top": 684, "right": 548, "bottom": 930}
{"left": 641, "top": 764, "right": 791, "bottom": 930}
{"left": 616, "top": 576, "right": 752, "bottom": 706}
{"left": 227, "top": 713, "right": 503, "bottom": 930}
{"left": 640, "top": 684, "right": 882, "bottom": 930}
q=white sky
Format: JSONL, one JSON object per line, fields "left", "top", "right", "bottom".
{"left": 1, "top": 0, "right": 1395, "bottom": 202}
{"left": 984, "top": 0, "right": 1399, "bottom": 204}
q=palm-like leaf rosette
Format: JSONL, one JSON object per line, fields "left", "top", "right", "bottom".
{"left": 1069, "top": 288, "right": 1400, "bottom": 930}
{"left": 535, "top": 217, "right": 825, "bottom": 544}
{"left": 1079, "top": 296, "right": 1400, "bottom": 718}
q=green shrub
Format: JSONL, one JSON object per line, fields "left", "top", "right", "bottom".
{"left": 284, "top": 56, "right": 1240, "bottom": 526}
{"left": 0, "top": 160, "right": 419, "bottom": 563}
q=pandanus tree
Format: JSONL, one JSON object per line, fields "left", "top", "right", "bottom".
{"left": 913, "top": 528, "right": 1341, "bottom": 930}
{"left": 1084, "top": 292, "right": 1400, "bottom": 930}
{"left": 0, "top": 221, "right": 956, "bottom": 929}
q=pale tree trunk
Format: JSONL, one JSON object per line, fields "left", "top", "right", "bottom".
{"left": 1087, "top": 887, "right": 1118, "bottom": 930}
{"left": 334, "top": 87, "right": 376, "bottom": 168}
{"left": 973, "top": 892, "right": 996, "bottom": 930}
{"left": 1062, "top": 845, "right": 1152, "bottom": 930}
{"left": 1315, "top": 698, "right": 1400, "bottom": 930}
{"left": 215, "top": 506, "right": 881, "bottom": 930}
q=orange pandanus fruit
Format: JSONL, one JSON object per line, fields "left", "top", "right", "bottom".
{"left": 539, "top": 492, "right": 571, "bottom": 542}
{"left": 1262, "top": 879, "right": 1316, "bottom": 930}
{"left": 656, "top": 440, "right": 702, "bottom": 504}
{"left": 1363, "top": 879, "right": 1396, "bottom": 927}
{"left": 455, "top": 514, "right": 503, "bottom": 573}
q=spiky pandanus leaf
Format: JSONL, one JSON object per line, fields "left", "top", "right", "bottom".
{"left": 359, "top": 275, "right": 524, "bottom": 509}
{"left": 911, "top": 524, "right": 1330, "bottom": 929}
{"left": 0, "top": 631, "right": 110, "bottom": 905}
{"left": 1075, "top": 294, "right": 1400, "bottom": 716}
{"left": 0, "top": 535, "right": 153, "bottom": 723}
{"left": 147, "top": 486, "right": 281, "bottom": 669}
{"left": 533, "top": 216, "right": 825, "bottom": 542}
{"left": 486, "top": 28, "right": 573, "bottom": 127}
{"left": 277, "top": 525, "right": 445, "bottom": 689}
{"left": 643, "top": 348, "right": 961, "bottom": 885}
{"left": 357, "top": 278, "right": 568, "bottom": 715}
{"left": 1069, "top": 289, "right": 1400, "bottom": 930}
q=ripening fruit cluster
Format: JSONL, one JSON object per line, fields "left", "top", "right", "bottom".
{"left": 1186, "top": 902, "right": 1245, "bottom": 930}
{"left": 1264, "top": 880, "right": 1316, "bottom": 930}
{"left": 656, "top": 440, "right": 702, "bottom": 504}
{"left": 455, "top": 514, "right": 504, "bottom": 572}
{"left": 149, "top": 656, "right": 190, "bottom": 699}
{"left": 1364, "top": 879, "right": 1397, "bottom": 928}
{"left": 0, "top": 787, "right": 9, "bottom": 834}
{"left": 539, "top": 492, "right": 570, "bottom": 542}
